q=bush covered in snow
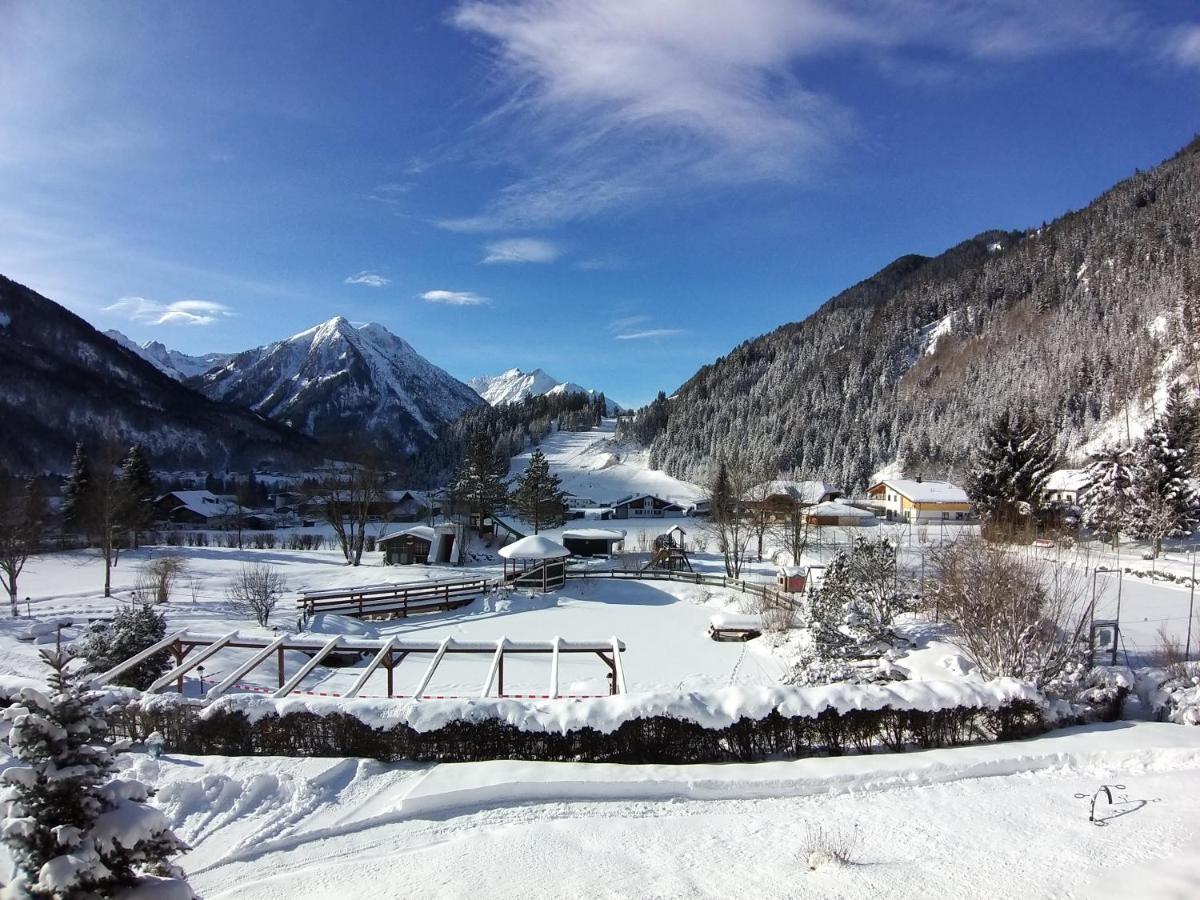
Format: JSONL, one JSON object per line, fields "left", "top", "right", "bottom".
{"left": 0, "top": 647, "right": 191, "bottom": 898}
{"left": 1136, "top": 663, "right": 1200, "bottom": 725}
{"left": 80, "top": 603, "right": 169, "bottom": 691}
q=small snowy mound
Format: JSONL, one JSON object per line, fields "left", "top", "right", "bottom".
{"left": 591, "top": 452, "right": 620, "bottom": 470}
{"left": 304, "top": 613, "right": 378, "bottom": 639}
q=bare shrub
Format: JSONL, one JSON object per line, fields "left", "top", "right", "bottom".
{"left": 1152, "top": 625, "right": 1188, "bottom": 675}
{"left": 758, "top": 591, "right": 798, "bottom": 632}
{"left": 928, "top": 538, "right": 1089, "bottom": 683}
{"left": 226, "top": 563, "right": 287, "bottom": 627}
{"left": 136, "top": 556, "right": 188, "bottom": 604}
{"left": 801, "top": 823, "right": 860, "bottom": 870}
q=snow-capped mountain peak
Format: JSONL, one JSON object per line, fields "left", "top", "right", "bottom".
{"left": 198, "top": 317, "right": 482, "bottom": 453}
{"left": 469, "top": 367, "right": 605, "bottom": 408}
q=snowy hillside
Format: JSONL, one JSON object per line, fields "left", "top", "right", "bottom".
{"left": 105, "top": 329, "right": 232, "bottom": 380}
{"left": 470, "top": 367, "right": 620, "bottom": 412}
{"left": 510, "top": 417, "right": 704, "bottom": 506}
{"left": 198, "top": 316, "right": 484, "bottom": 453}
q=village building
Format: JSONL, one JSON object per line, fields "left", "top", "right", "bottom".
{"left": 1043, "top": 469, "right": 1089, "bottom": 506}
{"left": 153, "top": 490, "right": 246, "bottom": 527}
{"left": 377, "top": 524, "right": 458, "bottom": 565}
{"left": 609, "top": 493, "right": 686, "bottom": 519}
{"left": 745, "top": 480, "right": 843, "bottom": 520}
{"left": 561, "top": 528, "right": 626, "bottom": 557}
{"left": 865, "top": 479, "right": 972, "bottom": 523}
{"left": 805, "top": 500, "right": 876, "bottom": 527}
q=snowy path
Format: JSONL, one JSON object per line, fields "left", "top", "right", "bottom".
{"left": 126, "top": 723, "right": 1200, "bottom": 899}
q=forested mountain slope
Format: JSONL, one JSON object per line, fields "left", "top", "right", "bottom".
{"left": 0, "top": 276, "right": 319, "bottom": 473}
{"left": 649, "top": 137, "right": 1200, "bottom": 491}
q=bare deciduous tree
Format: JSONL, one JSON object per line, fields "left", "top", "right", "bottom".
{"left": 0, "top": 475, "right": 45, "bottom": 616}
{"left": 702, "top": 456, "right": 754, "bottom": 578}
{"left": 928, "top": 538, "right": 1089, "bottom": 683}
{"left": 307, "top": 460, "right": 387, "bottom": 566}
{"left": 226, "top": 563, "right": 287, "bottom": 627}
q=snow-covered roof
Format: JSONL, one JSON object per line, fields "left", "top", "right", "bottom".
{"left": 610, "top": 493, "right": 685, "bottom": 509}
{"left": 753, "top": 480, "right": 840, "bottom": 504}
{"left": 871, "top": 479, "right": 969, "bottom": 504}
{"left": 1045, "top": 469, "right": 1089, "bottom": 492}
{"left": 778, "top": 565, "right": 808, "bottom": 576}
{"left": 561, "top": 528, "right": 626, "bottom": 542}
{"left": 156, "top": 490, "right": 243, "bottom": 518}
{"left": 498, "top": 535, "right": 571, "bottom": 560}
{"left": 808, "top": 500, "right": 874, "bottom": 518}
{"left": 377, "top": 525, "right": 436, "bottom": 544}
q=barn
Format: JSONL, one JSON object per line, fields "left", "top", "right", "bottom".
{"left": 378, "top": 525, "right": 457, "bottom": 565}
{"left": 561, "top": 528, "right": 625, "bottom": 557}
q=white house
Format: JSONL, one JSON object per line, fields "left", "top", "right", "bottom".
{"left": 865, "top": 479, "right": 972, "bottom": 523}
{"left": 1043, "top": 469, "right": 1089, "bottom": 506}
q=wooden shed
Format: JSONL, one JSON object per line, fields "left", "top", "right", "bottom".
{"left": 561, "top": 528, "right": 626, "bottom": 557}
{"left": 378, "top": 525, "right": 457, "bottom": 566}
{"left": 776, "top": 565, "right": 808, "bottom": 593}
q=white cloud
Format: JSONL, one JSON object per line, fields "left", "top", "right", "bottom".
{"left": 447, "top": 0, "right": 1149, "bottom": 229}
{"left": 345, "top": 271, "right": 391, "bottom": 287}
{"left": 105, "top": 296, "right": 233, "bottom": 326}
{"left": 481, "top": 237, "right": 561, "bottom": 264}
{"left": 420, "top": 289, "right": 491, "bottom": 306}
{"left": 1163, "top": 24, "right": 1200, "bottom": 69}
{"left": 615, "top": 328, "right": 685, "bottom": 341}
{"left": 608, "top": 314, "right": 650, "bottom": 332}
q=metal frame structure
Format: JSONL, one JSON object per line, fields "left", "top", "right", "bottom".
{"left": 93, "top": 630, "right": 627, "bottom": 704}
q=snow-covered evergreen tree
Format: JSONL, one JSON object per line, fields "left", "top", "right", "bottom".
{"left": 1081, "top": 444, "right": 1136, "bottom": 548}
{"left": 1163, "top": 382, "right": 1200, "bottom": 475}
{"left": 447, "top": 432, "right": 509, "bottom": 525}
{"left": 0, "top": 647, "right": 191, "bottom": 898}
{"left": 967, "top": 409, "right": 1056, "bottom": 536}
{"left": 80, "top": 603, "right": 169, "bottom": 691}
{"left": 803, "top": 537, "right": 912, "bottom": 660}
{"left": 60, "top": 445, "right": 91, "bottom": 535}
{"left": 117, "top": 445, "right": 155, "bottom": 550}
{"left": 1130, "top": 419, "right": 1197, "bottom": 556}
{"left": 509, "top": 449, "right": 566, "bottom": 534}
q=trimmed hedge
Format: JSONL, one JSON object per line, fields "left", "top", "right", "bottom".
{"left": 112, "top": 700, "right": 1045, "bottom": 764}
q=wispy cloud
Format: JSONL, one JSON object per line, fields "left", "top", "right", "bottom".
{"left": 420, "top": 289, "right": 491, "bottom": 306}
{"left": 447, "top": 0, "right": 1151, "bottom": 230}
{"left": 105, "top": 297, "right": 234, "bottom": 326}
{"left": 481, "top": 237, "right": 561, "bottom": 264}
{"left": 345, "top": 271, "right": 391, "bottom": 287}
{"left": 608, "top": 314, "right": 650, "bottom": 333}
{"left": 1163, "top": 24, "right": 1200, "bottom": 69}
{"left": 615, "top": 328, "right": 685, "bottom": 341}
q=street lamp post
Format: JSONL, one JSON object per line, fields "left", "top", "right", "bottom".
{"left": 1187, "top": 549, "right": 1197, "bottom": 664}
{"left": 197, "top": 665, "right": 206, "bottom": 696}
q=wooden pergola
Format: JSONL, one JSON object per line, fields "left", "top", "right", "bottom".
{"left": 92, "top": 630, "right": 628, "bottom": 703}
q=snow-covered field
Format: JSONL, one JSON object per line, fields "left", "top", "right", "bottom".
{"left": 114, "top": 722, "right": 1200, "bottom": 899}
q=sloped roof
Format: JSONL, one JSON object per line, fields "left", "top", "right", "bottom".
{"left": 754, "top": 480, "right": 841, "bottom": 504}
{"left": 808, "top": 500, "right": 874, "bottom": 518}
{"left": 378, "top": 525, "right": 437, "bottom": 544}
{"left": 872, "top": 479, "right": 969, "bottom": 504}
{"left": 561, "top": 528, "right": 626, "bottom": 542}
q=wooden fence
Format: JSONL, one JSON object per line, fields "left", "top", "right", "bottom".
{"left": 297, "top": 577, "right": 498, "bottom": 619}
{"left": 565, "top": 567, "right": 794, "bottom": 609}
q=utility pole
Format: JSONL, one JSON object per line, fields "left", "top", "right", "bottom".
{"left": 1188, "top": 549, "right": 1197, "bottom": 664}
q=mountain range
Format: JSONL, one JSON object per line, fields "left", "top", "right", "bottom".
{"left": 644, "top": 136, "right": 1200, "bottom": 491}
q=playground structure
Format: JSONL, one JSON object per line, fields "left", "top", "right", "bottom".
{"left": 93, "top": 630, "right": 628, "bottom": 702}
{"left": 644, "top": 525, "right": 693, "bottom": 572}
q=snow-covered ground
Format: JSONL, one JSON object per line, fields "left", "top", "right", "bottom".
{"left": 109, "top": 721, "right": 1200, "bottom": 899}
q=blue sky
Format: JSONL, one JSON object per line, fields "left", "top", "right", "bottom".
{"left": 2, "top": 1, "right": 1198, "bottom": 407}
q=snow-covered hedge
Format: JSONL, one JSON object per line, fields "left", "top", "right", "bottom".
{"left": 107, "top": 681, "right": 1046, "bottom": 764}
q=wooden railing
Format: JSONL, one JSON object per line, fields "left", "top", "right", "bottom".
{"left": 297, "top": 577, "right": 498, "bottom": 619}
